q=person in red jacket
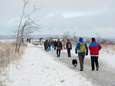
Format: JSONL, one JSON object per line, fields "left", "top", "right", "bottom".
{"left": 89, "top": 38, "right": 101, "bottom": 71}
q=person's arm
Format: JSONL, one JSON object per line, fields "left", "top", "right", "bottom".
{"left": 89, "top": 43, "right": 91, "bottom": 50}
{"left": 98, "top": 44, "right": 102, "bottom": 50}
{"left": 66, "top": 42, "right": 68, "bottom": 49}
{"left": 75, "top": 43, "right": 78, "bottom": 54}
{"left": 71, "top": 42, "right": 72, "bottom": 49}
{"left": 61, "top": 42, "right": 63, "bottom": 49}
{"left": 85, "top": 43, "right": 88, "bottom": 55}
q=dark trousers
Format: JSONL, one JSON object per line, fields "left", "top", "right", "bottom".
{"left": 78, "top": 54, "right": 85, "bottom": 71}
{"left": 67, "top": 49, "right": 71, "bottom": 57}
{"left": 54, "top": 46, "right": 56, "bottom": 50}
{"left": 91, "top": 56, "right": 99, "bottom": 71}
{"left": 57, "top": 49, "right": 61, "bottom": 57}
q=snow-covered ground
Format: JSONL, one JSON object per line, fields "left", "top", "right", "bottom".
{"left": 3, "top": 44, "right": 115, "bottom": 86}
{"left": 100, "top": 46, "right": 115, "bottom": 69}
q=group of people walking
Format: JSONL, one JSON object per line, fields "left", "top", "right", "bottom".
{"left": 44, "top": 40, "right": 57, "bottom": 51}
{"left": 44, "top": 39, "right": 72, "bottom": 57}
{"left": 44, "top": 37, "right": 102, "bottom": 71}
{"left": 75, "top": 37, "right": 101, "bottom": 71}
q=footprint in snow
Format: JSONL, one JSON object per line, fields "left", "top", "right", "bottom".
{"left": 60, "top": 80, "right": 65, "bottom": 83}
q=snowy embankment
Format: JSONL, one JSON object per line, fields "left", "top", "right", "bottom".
{"left": 7, "top": 44, "right": 94, "bottom": 86}
{"left": 100, "top": 45, "right": 115, "bottom": 69}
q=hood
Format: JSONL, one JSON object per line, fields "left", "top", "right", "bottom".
{"left": 79, "top": 37, "right": 83, "bottom": 42}
{"left": 92, "top": 38, "right": 96, "bottom": 42}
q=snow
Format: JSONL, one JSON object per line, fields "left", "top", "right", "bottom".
{"left": 4, "top": 44, "right": 115, "bottom": 86}
{"left": 100, "top": 46, "right": 115, "bottom": 69}
{"left": 7, "top": 44, "right": 93, "bottom": 86}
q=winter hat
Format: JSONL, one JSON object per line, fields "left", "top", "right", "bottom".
{"left": 79, "top": 37, "right": 83, "bottom": 42}
{"left": 67, "top": 39, "right": 70, "bottom": 41}
{"left": 92, "top": 38, "right": 96, "bottom": 42}
{"left": 58, "top": 38, "right": 60, "bottom": 41}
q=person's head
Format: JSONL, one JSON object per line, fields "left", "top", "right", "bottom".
{"left": 67, "top": 39, "right": 70, "bottom": 42}
{"left": 58, "top": 38, "right": 60, "bottom": 41}
{"left": 91, "top": 38, "right": 96, "bottom": 42}
{"left": 79, "top": 37, "right": 83, "bottom": 43}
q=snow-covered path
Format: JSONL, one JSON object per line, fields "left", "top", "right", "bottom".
{"left": 48, "top": 47, "right": 115, "bottom": 86}
{"left": 7, "top": 44, "right": 95, "bottom": 86}
{"left": 5, "top": 44, "right": 115, "bottom": 86}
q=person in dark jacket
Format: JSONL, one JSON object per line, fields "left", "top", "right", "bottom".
{"left": 75, "top": 37, "right": 88, "bottom": 71}
{"left": 89, "top": 38, "right": 101, "bottom": 71}
{"left": 56, "top": 39, "right": 62, "bottom": 57}
{"left": 44, "top": 40, "right": 49, "bottom": 51}
{"left": 66, "top": 39, "right": 72, "bottom": 57}
{"left": 48, "top": 40, "right": 51, "bottom": 51}
{"left": 54, "top": 41, "right": 57, "bottom": 50}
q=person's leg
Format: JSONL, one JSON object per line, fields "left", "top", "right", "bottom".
{"left": 46, "top": 46, "right": 48, "bottom": 51}
{"left": 79, "top": 56, "right": 84, "bottom": 71}
{"left": 67, "top": 49, "right": 71, "bottom": 57}
{"left": 95, "top": 57, "right": 99, "bottom": 71}
{"left": 91, "top": 56, "right": 95, "bottom": 71}
{"left": 81, "top": 55, "right": 85, "bottom": 71}
{"left": 59, "top": 49, "right": 61, "bottom": 57}
{"left": 48, "top": 45, "right": 51, "bottom": 51}
{"left": 54, "top": 46, "right": 56, "bottom": 50}
{"left": 78, "top": 57, "right": 82, "bottom": 71}
{"left": 67, "top": 49, "right": 69, "bottom": 57}
{"left": 56, "top": 49, "right": 59, "bottom": 57}
{"left": 69, "top": 49, "right": 71, "bottom": 57}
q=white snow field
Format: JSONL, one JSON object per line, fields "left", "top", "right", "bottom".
{"left": 6, "top": 44, "right": 115, "bottom": 86}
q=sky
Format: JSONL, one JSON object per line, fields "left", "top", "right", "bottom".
{"left": 0, "top": 0, "right": 114, "bottom": 38}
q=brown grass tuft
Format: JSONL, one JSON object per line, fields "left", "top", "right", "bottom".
{"left": 0, "top": 42, "right": 26, "bottom": 68}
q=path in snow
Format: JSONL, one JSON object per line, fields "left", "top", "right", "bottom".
{"left": 46, "top": 47, "right": 115, "bottom": 86}
{"left": 7, "top": 44, "right": 95, "bottom": 86}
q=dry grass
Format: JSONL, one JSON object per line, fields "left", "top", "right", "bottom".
{"left": 0, "top": 42, "right": 26, "bottom": 68}
{"left": 0, "top": 42, "right": 26, "bottom": 86}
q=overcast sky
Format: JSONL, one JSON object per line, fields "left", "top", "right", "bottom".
{"left": 0, "top": 0, "right": 114, "bottom": 38}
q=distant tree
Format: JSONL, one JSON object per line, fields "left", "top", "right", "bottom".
{"left": 15, "top": 0, "right": 40, "bottom": 53}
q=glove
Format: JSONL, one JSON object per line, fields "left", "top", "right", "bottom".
{"left": 75, "top": 49, "right": 77, "bottom": 54}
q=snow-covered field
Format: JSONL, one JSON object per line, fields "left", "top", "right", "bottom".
{"left": 3, "top": 44, "right": 115, "bottom": 86}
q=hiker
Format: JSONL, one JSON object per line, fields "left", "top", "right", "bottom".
{"left": 54, "top": 41, "right": 57, "bottom": 50}
{"left": 66, "top": 39, "right": 72, "bottom": 57}
{"left": 56, "top": 39, "right": 62, "bottom": 57}
{"left": 44, "top": 40, "right": 49, "bottom": 51}
{"left": 27, "top": 38, "right": 32, "bottom": 43}
{"left": 89, "top": 38, "right": 101, "bottom": 71}
{"left": 29, "top": 38, "right": 32, "bottom": 43}
{"left": 75, "top": 37, "right": 88, "bottom": 71}
{"left": 48, "top": 40, "right": 51, "bottom": 51}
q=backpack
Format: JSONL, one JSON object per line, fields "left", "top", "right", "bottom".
{"left": 80, "top": 43, "right": 86, "bottom": 53}
{"left": 67, "top": 42, "right": 72, "bottom": 49}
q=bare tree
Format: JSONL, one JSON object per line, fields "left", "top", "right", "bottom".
{"left": 15, "top": 0, "right": 39, "bottom": 53}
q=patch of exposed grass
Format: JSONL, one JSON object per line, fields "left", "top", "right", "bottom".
{"left": 0, "top": 42, "right": 26, "bottom": 68}
{"left": 0, "top": 42, "right": 26, "bottom": 86}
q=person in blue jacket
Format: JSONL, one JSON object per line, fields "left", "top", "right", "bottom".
{"left": 75, "top": 37, "right": 88, "bottom": 71}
